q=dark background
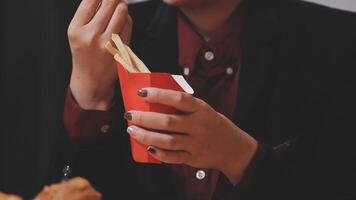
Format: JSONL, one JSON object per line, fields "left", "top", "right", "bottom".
{"left": 1, "top": 0, "right": 356, "bottom": 199}
{"left": 0, "top": 0, "right": 79, "bottom": 198}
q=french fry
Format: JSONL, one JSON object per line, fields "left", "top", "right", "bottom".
{"left": 114, "top": 53, "right": 138, "bottom": 73}
{"left": 126, "top": 46, "right": 150, "bottom": 73}
{"left": 106, "top": 41, "right": 134, "bottom": 72}
{"left": 107, "top": 33, "right": 150, "bottom": 73}
{"left": 105, "top": 41, "right": 119, "bottom": 56}
{"left": 111, "top": 34, "right": 134, "bottom": 70}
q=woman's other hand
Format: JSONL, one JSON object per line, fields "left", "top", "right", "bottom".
{"left": 68, "top": 0, "right": 132, "bottom": 110}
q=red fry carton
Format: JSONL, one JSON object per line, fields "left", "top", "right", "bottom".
{"left": 117, "top": 62, "right": 194, "bottom": 163}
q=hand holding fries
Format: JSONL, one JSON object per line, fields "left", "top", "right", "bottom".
{"left": 68, "top": 0, "right": 132, "bottom": 110}
{"left": 105, "top": 35, "right": 257, "bottom": 184}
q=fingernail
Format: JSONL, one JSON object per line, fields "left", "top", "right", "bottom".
{"left": 147, "top": 146, "right": 156, "bottom": 154}
{"left": 137, "top": 89, "right": 148, "bottom": 97}
{"left": 127, "top": 126, "right": 134, "bottom": 134}
{"left": 124, "top": 112, "right": 132, "bottom": 120}
{"left": 127, "top": 126, "right": 137, "bottom": 138}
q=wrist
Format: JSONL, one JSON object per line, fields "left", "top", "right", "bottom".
{"left": 220, "top": 130, "right": 258, "bottom": 185}
{"left": 70, "top": 70, "right": 116, "bottom": 111}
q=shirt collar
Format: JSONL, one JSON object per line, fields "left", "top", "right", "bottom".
{"left": 177, "top": 7, "right": 242, "bottom": 73}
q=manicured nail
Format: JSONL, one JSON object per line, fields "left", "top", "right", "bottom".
{"left": 127, "top": 126, "right": 137, "bottom": 138}
{"left": 124, "top": 112, "right": 132, "bottom": 120}
{"left": 127, "top": 126, "right": 134, "bottom": 134}
{"left": 147, "top": 146, "right": 156, "bottom": 154}
{"left": 137, "top": 89, "right": 148, "bottom": 97}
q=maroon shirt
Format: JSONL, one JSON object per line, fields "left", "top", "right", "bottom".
{"left": 64, "top": 8, "right": 242, "bottom": 200}
{"left": 171, "top": 10, "right": 242, "bottom": 200}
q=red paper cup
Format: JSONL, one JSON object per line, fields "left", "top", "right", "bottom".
{"left": 116, "top": 63, "right": 194, "bottom": 163}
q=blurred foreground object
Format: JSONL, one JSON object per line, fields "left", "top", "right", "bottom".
{"left": 0, "top": 193, "right": 23, "bottom": 200}
{"left": 34, "top": 177, "right": 101, "bottom": 200}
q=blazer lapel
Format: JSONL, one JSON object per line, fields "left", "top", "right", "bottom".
{"left": 235, "top": 0, "right": 282, "bottom": 130}
{"left": 137, "top": 3, "right": 181, "bottom": 75}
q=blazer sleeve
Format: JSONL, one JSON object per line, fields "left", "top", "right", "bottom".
{"left": 61, "top": 86, "right": 136, "bottom": 198}
{"left": 63, "top": 87, "right": 122, "bottom": 145}
{"left": 221, "top": 78, "right": 356, "bottom": 200}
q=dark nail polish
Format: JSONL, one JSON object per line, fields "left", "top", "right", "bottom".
{"left": 137, "top": 89, "right": 148, "bottom": 97}
{"left": 124, "top": 112, "right": 132, "bottom": 121}
{"left": 147, "top": 146, "right": 156, "bottom": 154}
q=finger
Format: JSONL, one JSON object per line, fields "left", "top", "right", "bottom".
{"left": 127, "top": 126, "right": 189, "bottom": 150}
{"left": 147, "top": 146, "right": 191, "bottom": 164}
{"left": 119, "top": 15, "right": 133, "bottom": 45}
{"left": 89, "top": 0, "right": 121, "bottom": 33}
{"left": 70, "top": 0, "right": 102, "bottom": 27}
{"left": 105, "top": 4, "right": 130, "bottom": 39}
{"left": 138, "top": 88, "right": 200, "bottom": 113}
{"left": 126, "top": 111, "right": 190, "bottom": 133}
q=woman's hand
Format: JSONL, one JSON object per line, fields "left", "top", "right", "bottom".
{"left": 125, "top": 87, "right": 258, "bottom": 185}
{"left": 68, "top": 0, "right": 132, "bottom": 110}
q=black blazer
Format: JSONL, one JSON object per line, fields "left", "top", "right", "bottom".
{"left": 54, "top": 0, "right": 356, "bottom": 199}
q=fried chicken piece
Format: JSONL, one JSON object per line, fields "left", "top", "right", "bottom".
{"left": 34, "top": 177, "right": 101, "bottom": 200}
{"left": 0, "top": 192, "right": 23, "bottom": 200}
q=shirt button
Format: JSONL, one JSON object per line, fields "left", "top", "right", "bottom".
{"left": 226, "top": 67, "right": 234, "bottom": 75}
{"left": 196, "top": 170, "right": 206, "bottom": 180}
{"left": 204, "top": 51, "right": 215, "bottom": 61}
{"left": 183, "top": 67, "right": 190, "bottom": 76}
{"left": 100, "top": 124, "right": 110, "bottom": 134}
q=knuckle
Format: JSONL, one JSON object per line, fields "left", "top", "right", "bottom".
{"left": 98, "top": 39, "right": 109, "bottom": 52}
{"left": 166, "top": 136, "right": 177, "bottom": 148}
{"left": 175, "top": 92, "right": 185, "bottom": 104}
{"left": 200, "top": 100, "right": 210, "bottom": 111}
{"left": 69, "top": 32, "right": 99, "bottom": 51}
{"left": 135, "top": 112, "right": 143, "bottom": 124}
{"left": 162, "top": 116, "right": 174, "bottom": 128}
{"left": 86, "top": 0, "right": 98, "bottom": 6}
{"left": 197, "top": 98, "right": 206, "bottom": 107}
{"left": 67, "top": 26, "right": 73, "bottom": 37}
{"left": 132, "top": 113, "right": 142, "bottom": 124}
{"left": 67, "top": 26, "right": 78, "bottom": 42}
{"left": 101, "top": 0, "right": 116, "bottom": 7}
{"left": 79, "top": 38, "right": 95, "bottom": 50}
{"left": 140, "top": 131, "right": 148, "bottom": 144}
{"left": 119, "top": 3, "right": 129, "bottom": 15}
{"left": 98, "top": 45, "right": 107, "bottom": 53}
{"left": 154, "top": 89, "right": 163, "bottom": 101}
{"left": 85, "top": 32, "right": 99, "bottom": 45}
{"left": 82, "top": 1, "right": 97, "bottom": 13}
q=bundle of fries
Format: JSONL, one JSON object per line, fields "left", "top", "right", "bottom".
{"left": 105, "top": 34, "right": 150, "bottom": 73}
